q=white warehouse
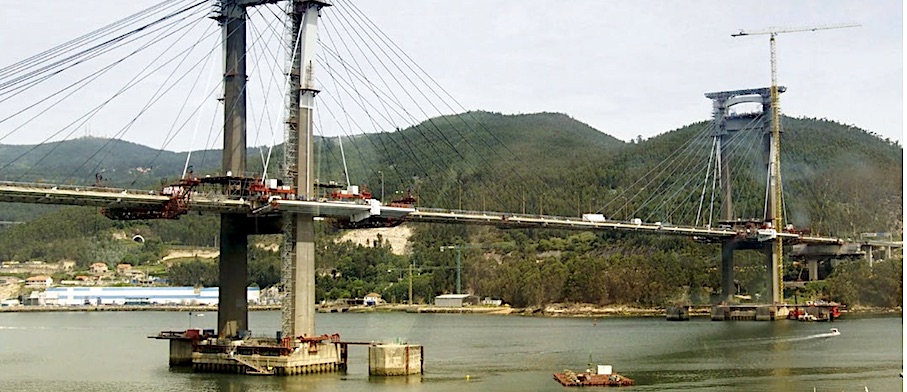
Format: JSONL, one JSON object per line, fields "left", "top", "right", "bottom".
{"left": 38, "top": 286, "right": 260, "bottom": 306}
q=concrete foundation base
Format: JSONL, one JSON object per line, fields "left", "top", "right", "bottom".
{"left": 368, "top": 344, "right": 423, "bottom": 376}
{"left": 711, "top": 305, "right": 790, "bottom": 321}
{"left": 192, "top": 341, "right": 347, "bottom": 375}
{"left": 169, "top": 339, "right": 194, "bottom": 366}
{"left": 666, "top": 305, "right": 690, "bottom": 321}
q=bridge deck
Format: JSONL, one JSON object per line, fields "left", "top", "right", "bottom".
{"left": 0, "top": 181, "right": 899, "bottom": 248}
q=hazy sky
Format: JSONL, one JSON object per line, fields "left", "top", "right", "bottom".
{"left": 1, "top": 0, "right": 902, "bottom": 150}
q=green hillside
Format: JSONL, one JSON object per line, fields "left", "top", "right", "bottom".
{"left": 4, "top": 113, "right": 893, "bottom": 236}
{"left": 578, "top": 117, "right": 902, "bottom": 237}
{"left": 316, "top": 111, "right": 626, "bottom": 211}
{"left": 0, "top": 112, "right": 900, "bottom": 308}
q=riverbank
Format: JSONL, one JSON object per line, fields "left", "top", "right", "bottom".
{"left": 0, "top": 303, "right": 670, "bottom": 316}
{"left": 0, "top": 304, "right": 278, "bottom": 312}
{"left": 1, "top": 302, "right": 899, "bottom": 317}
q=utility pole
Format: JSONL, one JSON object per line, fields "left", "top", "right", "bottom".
{"left": 408, "top": 258, "right": 413, "bottom": 304}
{"left": 732, "top": 23, "right": 859, "bottom": 304}
{"left": 439, "top": 245, "right": 462, "bottom": 294}
{"left": 439, "top": 242, "right": 510, "bottom": 294}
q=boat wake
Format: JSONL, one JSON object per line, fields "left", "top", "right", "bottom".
{"left": 784, "top": 328, "right": 840, "bottom": 342}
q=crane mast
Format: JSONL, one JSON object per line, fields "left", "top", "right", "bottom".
{"left": 731, "top": 23, "right": 859, "bottom": 304}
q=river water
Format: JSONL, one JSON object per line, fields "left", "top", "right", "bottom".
{"left": 0, "top": 311, "right": 901, "bottom": 391}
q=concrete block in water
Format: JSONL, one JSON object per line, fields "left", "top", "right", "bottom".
{"left": 666, "top": 305, "right": 690, "bottom": 321}
{"left": 368, "top": 344, "right": 423, "bottom": 376}
{"left": 169, "top": 339, "right": 194, "bottom": 366}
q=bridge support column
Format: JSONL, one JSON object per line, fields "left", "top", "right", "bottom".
{"left": 217, "top": 0, "right": 249, "bottom": 338}
{"left": 720, "top": 239, "right": 736, "bottom": 303}
{"left": 807, "top": 259, "right": 819, "bottom": 281}
{"left": 281, "top": 0, "right": 328, "bottom": 339}
{"left": 218, "top": 214, "right": 248, "bottom": 337}
{"left": 221, "top": 1, "right": 247, "bottom": 174}
{"left": 763, "top": 243, "right": 781, "bottom": 303}
{"left": 293, "top": 214, "right": 316, "bottom": 337}
{"left": 865, "top": 245, "right": 873, "bottom": 267}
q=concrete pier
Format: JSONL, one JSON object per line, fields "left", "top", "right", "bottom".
{"left": 368, "top": 344, "right": 423, "bottom": 376}
{"left": 808, "top": 259, "right": 819, "bottom": 281}
{"left": 666, "top": 305, "right": 690, "bottom": 321}
{"left": 216, "top": 0, "right": 249, "bottom": 339}
{"left": 169, "top": 339, "right": 194, "bottom": 366}
{"left": 711, "top": 304, "right": 790, "bottom": 321}
{"left": 192, "top": 341, "right": 347, "bottom": 375}
{"left": 720, "top": 239, "right": 736, "bottom": 303}
{"left": 218, "top": 214, "right": 249, "bottom": 338}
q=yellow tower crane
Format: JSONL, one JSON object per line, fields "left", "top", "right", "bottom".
{"left": 731, "top": 23, "right": 859, "bottom": 304}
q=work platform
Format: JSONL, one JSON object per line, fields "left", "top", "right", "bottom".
{"left": 153, "top": 329, "right": 347, "bottom": 375}
{"left": 152, "top": 329, "right": 424, "bottom": 376}
{"left": 710, "top": 303, "right": 841, "bottom": 321}
{"left": 711, "top": 304, "right": 791, "bottom": 321}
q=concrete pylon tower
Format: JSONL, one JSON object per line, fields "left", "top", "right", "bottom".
{"left": 704, "top": 87, "right": 784, "bottom": 304}
{"left": 282, "top": 0, "right": 330, "bottom": 339}
{"left": 217, "top": 0, "right": 249, "bottom": 338}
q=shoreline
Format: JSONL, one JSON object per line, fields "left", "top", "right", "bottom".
{"left": 1, "top": 303, "right": 900, "bottom": 317}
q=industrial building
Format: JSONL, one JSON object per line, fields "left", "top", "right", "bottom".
{"left": 26, "top": 287, "right": 260, "bottom": 306}
{"left": 434, "top": 294, "right": 479, "bottom": 307}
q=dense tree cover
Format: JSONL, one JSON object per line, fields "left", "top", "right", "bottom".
{"left": 165, "top": 245, "right": 290, "bottom": 288}
{"left": 0, "top": 206, "right": 117, "bottom": 266}
{"left": 167, "top": 258, "right": 218, "bottom": 287}
{"left": 313, "top": 238, "right": 412, "bottom": 303}
{"left": 405, "top": 224, "right": 778, "bottom": 307}
{"left": 0, "top": 206, "right": 215, "bottom": 268}
{"left": 823, "top": 258, "right": 902, "bottom": 308}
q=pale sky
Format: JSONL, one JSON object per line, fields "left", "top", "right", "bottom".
{"left": 1, "top": 0, "right": 902, "bottom": 152}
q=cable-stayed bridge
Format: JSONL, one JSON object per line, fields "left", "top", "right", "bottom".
{"left": 0, "top": 179, "right": 893, "bottom": 246}
{"left": 0, "top": 0, "right": 900, "bottom": 343}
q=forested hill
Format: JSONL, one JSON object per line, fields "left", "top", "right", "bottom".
{"left": 605, "top": 116, "right": 902, "bottom": 236}
{"left": 0, "top": 112, "right": 901, "bottom": 236}
{"left": 326, "top": 111, "right": 626, "bottom": 209}
{"left": 0, "top": 137, "right": 220, "bottom": 188}
{"left": 0, "top": 112, "right": 900, "bottom": 308}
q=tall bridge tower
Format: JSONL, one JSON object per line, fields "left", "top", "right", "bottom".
{"left": 213, "top": 0, "right": 328, "bottom": 339}
{"left": 215, "top": 0, "right": 252, "bottom": 339}
{"left": 705, "top": 87, "right": 785, "bottom": 304}
{"left": 281, "top": 0, "right": 330, "bottom": 339}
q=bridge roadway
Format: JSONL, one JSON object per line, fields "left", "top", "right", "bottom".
{"left": 0, "top": 181, "right": 899, "bottom": 248}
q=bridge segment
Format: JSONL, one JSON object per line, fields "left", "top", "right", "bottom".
{"left": 0, "top": 181, "right": 891, "bottom": 249}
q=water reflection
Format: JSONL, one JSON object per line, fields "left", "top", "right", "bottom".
{"left": 212, "top": 376, "right": 253, "bottom": 392}
{"left": 769, "top": 321, "right": 794, "bottom": 389}
{"left": 368, "top": 375, "right": 423, "bottom": 385}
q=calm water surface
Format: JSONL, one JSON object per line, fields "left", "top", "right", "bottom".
{"left": 0, "top": 311, "right": 901, "bottom": 391}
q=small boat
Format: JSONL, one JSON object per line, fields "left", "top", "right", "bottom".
{"left": 798, "top": 313, "right": 818, "bottom": 322}
{"left": 829, "top": 328, "right": 840, "bottom": 336}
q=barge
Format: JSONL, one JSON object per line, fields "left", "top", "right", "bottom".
{"left": 554, "top": 367, "right": 635, "bottom": 387}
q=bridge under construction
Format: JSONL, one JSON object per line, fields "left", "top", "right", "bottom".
{"left": 0, "top": 0, "right": 900, "bottom": 377}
